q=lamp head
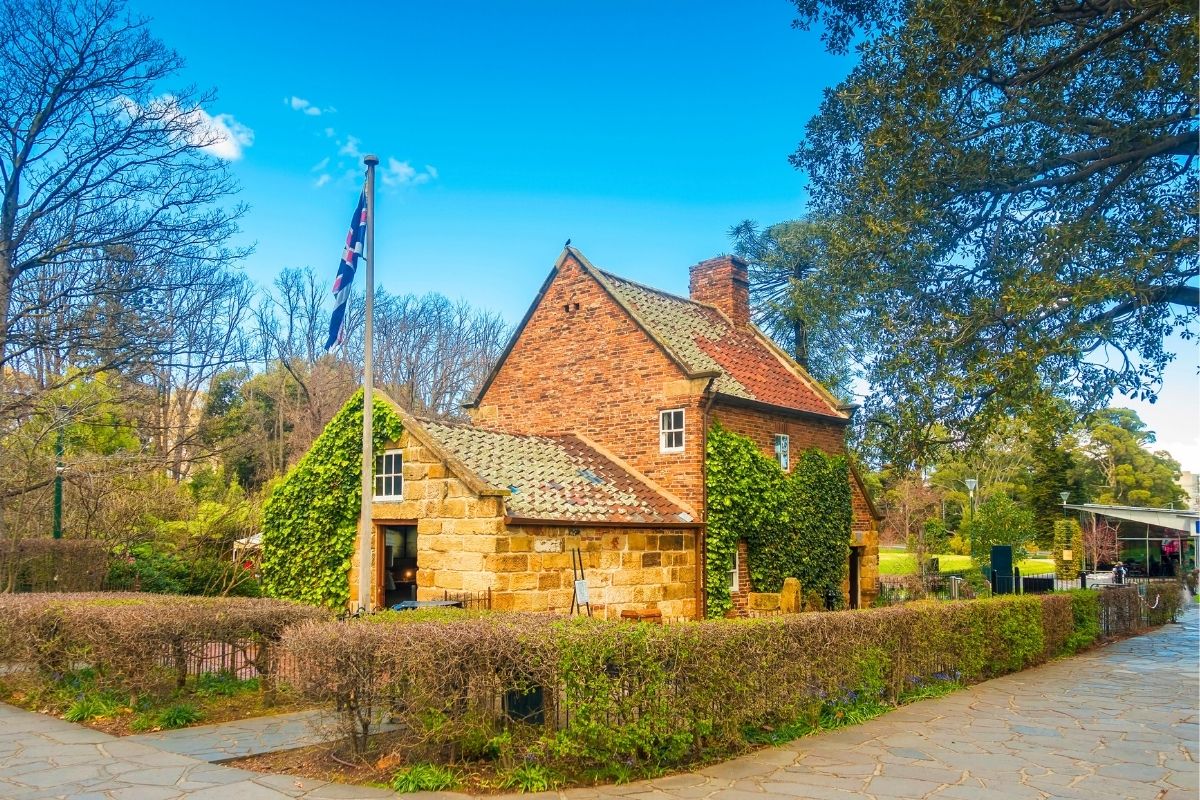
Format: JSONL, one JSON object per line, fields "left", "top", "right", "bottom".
{"left": 964, "top": 478, "right": 978, "bottom": 493}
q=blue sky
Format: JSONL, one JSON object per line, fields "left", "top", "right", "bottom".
{"left": 129, "top": 0, "right": 1198, "bottom": 471}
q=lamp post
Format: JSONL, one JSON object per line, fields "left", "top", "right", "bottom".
{"left": 964, "top": 478, "right": 978, "bottom": 517}
{"left": 52, "top": 408, "right": 65, "bottom": 539}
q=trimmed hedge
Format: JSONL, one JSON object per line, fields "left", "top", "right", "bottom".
{"left": 0, "top": 593, "right": 328, "bottom": 702}
{"left": 281, "top": 588, "right": 1176, "bottom": 770}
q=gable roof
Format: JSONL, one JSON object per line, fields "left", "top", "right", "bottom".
{"left": 403, "top": 411, "right": 695, "bottom": 526}
{"left": 469, "top": 247, "right": 846, "bottom": 420}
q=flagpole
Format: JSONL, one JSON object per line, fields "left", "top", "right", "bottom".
{"left": 358, "top": 154, "right": 379, "bottom": 613}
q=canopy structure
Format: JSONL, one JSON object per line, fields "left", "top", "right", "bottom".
{"left": 1064, "top": 503, "right": 1198, "bottom": 577}
{"left": 1063, "top": 504, "right": 1199, "bottom": 535}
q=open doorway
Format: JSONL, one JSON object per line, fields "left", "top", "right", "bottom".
{"left": 379, "top": 524, "right": 418, "bottom": 608}
{"left": 848, "top": 547, "right": 862, "bottom": 609}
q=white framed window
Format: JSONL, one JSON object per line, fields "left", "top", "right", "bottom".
{"left": 659, "top": 408, "right": 685, "bottom": 453}
{"left": 374, "top": 449, "right": 403, "bottom": 500}
{"left": 729, "top": 546, "right": 740, "bottom": 593}
{"left": 774, "top": 434, "right": 790, "bottom": 471}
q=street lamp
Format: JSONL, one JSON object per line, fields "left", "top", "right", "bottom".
{"left": 53, "top": 406, "right": 66, "bottom": 540}
{"left": 964, "top": 478, "right": 978, "bottom": 516}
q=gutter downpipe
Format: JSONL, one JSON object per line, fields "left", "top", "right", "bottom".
{"left": 698, "top": 377, "right": 718, "bottom": 620}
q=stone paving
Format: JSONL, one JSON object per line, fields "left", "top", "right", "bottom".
{"left": 124, "top": 709, "right": 347, "bottom": 763}
{"left": 1, "top": 600, "right": 1195, "bottom": 799}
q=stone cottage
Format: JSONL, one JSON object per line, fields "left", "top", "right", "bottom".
{"left": 350, "top": 246, "right": 880, "bottom": 618}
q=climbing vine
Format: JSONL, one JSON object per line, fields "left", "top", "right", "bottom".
{"left": 705, "top": 422, "right": 852, "bottom": 618}
{"left": 261, "top": 390, "right": 404, "bottom": 609}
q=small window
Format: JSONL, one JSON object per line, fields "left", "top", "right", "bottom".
{"left": 729, "top": 547, "right": 740, "bottom": 593}
{"left": 774, "top": 434, "right": 790, "bottom": 471}
{"left": 374, "top": 449, "right": 403, "bottom": 500}
{"left": 660, "top": 408, "right": 685, "bottom": 453}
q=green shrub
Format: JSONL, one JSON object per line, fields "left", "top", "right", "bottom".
{"left": 64, "top": 692, "right": 125, "bottom": 722}
{"left": 155, "top": 703, "right": 203, "bottom": 729}
{"left": 1063, "top": 590, "right": 1101, "bottom": 653}
{"left": 497, "top": 763, "right": 560, "bottom": 793}
{"left": 390, "top": 764, "right": 461, "bottom": 792}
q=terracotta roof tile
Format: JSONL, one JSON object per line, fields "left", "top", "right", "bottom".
{"left": 597, "top": 270, "right": 840, "bottom": 417}
{"left": 418, "top": 420, "right": 692, "bottom": 525}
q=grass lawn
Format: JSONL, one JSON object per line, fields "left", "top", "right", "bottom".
{"left": 879, "top": 550, "right": 1055, "bottom": 576}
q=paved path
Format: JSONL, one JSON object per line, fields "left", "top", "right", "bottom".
{"left": 1, "top": 603, "right": 1195, "bottom": 799}
{"left": 124, "top": 709, "right": 345, "bottom": 763}
{"left": 0, "top": 704, "right": 394, "bottom": 799}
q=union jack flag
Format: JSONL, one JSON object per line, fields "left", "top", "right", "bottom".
{"left": 324, "top": 188, "right": 367, "bottom": 351}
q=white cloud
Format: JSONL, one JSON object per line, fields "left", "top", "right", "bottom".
{"left": 324, "top": 127, "right": 336, "bottom": 138}
{"left": 381, "top": 157, "right": 437, "bottom": 187}
{"left": 314, "top": 174, "right": 331, "bottom": 188}
{"left": 311, "top": 156, "right": 330, "bottom": 172}
{"left": 121, "top": 95, "right": 253, "bottom": 160}
{"left": 285, "top": 95, "right": 332, "bottom": 116}
{"left": 338, "top": 136, "right": 362, "bottom": 158}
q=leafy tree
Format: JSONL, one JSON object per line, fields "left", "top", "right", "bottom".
{"left": 1079, "top": 408, "right": 1185, "bottom": 507}
{"left": 962, "top": 493, "right": 1037, "bottom": 573}
{"left": 786, "top": 0, "right": 1197, "bottom": 465}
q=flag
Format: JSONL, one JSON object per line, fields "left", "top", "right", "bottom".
{"left": 324, "top": 189, "right": 368, "bottom": 351}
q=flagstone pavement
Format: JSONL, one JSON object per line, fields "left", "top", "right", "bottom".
{"left": 0, "top": 598, "right": 1195, "bottom": 799}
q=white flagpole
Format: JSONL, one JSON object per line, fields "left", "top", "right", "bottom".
{"left": 357, "top": 154, "right": 379, "bottom": 613}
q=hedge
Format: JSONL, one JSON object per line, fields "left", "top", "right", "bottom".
{"left": 0, "top": 593, "right": 328, "bottom": 703}
{"left": 281, "top": 587, "right": 1182, "bottom": 769}
{"left": 0, "top": 539, "right": 109, "bottom": 593}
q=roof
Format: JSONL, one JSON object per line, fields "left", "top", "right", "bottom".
{"left": 466, "top": 247, "right": 844, "bottom": 419}
{"left": 417, "top": 418, "right": 695, "bottom": 526}
{"left": 591, "top": 266, "right": 844, "bottom": 417}
{"left": 1063, "top": 503, "right": 1199, "bottom": 534}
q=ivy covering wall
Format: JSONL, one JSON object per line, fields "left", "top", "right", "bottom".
{"left": 261, "top": 390, "right": 404, "bottom": 609}
{"left": 704, "top": 422, "right": 852, "bottom": 618}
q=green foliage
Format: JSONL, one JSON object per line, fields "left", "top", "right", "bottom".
{"left": 192, "top": 671, "right": 260, "bottom": 698}
{"left": 106, "top": 543, "right": 260, "bottom": 597}
{"left": 390, "top": 764, "right": 461, "bottom": 793}
{"left": 1052, "top": 520, "right": 1084, "bottom": 580}
{"left": 1080, "top": 408, "right": 1186, "bottom": 509}
{"left": 551, "top": 619, "right": 693, "bottom": 768}
{"left": 497, "top": 763, "right": 561, "bottom": 793}
{"left": 705, "top": 422, "right": 851, "bottom": 617}
{"left": 786, "top": 0, "right": 1197, "bottom": 466}
{"left": 962, "top": 493, "right": 1036, "bottom": 573}
{"left": 64, "top": 692, "right": 125, "bottom": 722}
{"left": 261, "top": 390, "right": 404, "bottom": 608}
{"left": 1063, "top": 590, "right": 1101, "bottom": 654}
{"left": 154, "top": 703, "right": 204, "bottom": 729}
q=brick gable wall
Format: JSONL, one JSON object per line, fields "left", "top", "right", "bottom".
{"left": 473, "top": 253, "right": 707, "bottom": 513}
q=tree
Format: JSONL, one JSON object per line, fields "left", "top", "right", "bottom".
{"left": 786, "top": 0, "right": 1198, "bottom": 465}
{"left": 728, "top": 218, "right": 864, "bottom": 397}
{"left": 0, "top": 0, "right": 245, "bottom": 387}
{"left": 962, "top": 492, "right": 1037, "bottom": 573}
{"left": 1079, "top": 407, "right": 1185, "bottom": 507}
{"left": 1080, "top": 516, "right": 1119, "bottom": 570}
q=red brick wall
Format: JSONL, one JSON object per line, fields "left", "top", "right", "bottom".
{"left": 689, "top": 255, "right": 750, "bottom": 326}
{"left": 473, "top": 253, "right": 706, "bottom": 512}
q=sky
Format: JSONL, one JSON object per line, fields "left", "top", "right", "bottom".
{"left": 128, "top": 0, "right": 1199, "bottom": 472}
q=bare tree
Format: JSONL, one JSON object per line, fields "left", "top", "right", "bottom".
{"left": 0, "top": 0, "right": 246, "bottom": 545}
{"left": 0, "top": 0, "right": 246, "bottom": 404}
{"left": 1081, "top": 517, "right": 1120, "bottom": 572}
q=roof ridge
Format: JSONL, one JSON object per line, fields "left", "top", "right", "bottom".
{"left": 595, "top": 268, "right": 705, "bottom": 309}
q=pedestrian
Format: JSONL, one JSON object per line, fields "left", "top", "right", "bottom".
{"left": 1112, "top": 561, "right": 1126, "bottom": 585}
{"left": 1186, "top": 569, "right": 1198, "bottom": 598}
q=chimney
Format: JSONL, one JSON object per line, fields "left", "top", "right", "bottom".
{"left": 689, "top": 255, "right": 750, "bottom": 327}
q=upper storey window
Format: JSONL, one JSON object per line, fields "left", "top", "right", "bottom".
{"left": 660, "top": 409, "right": 685, "bottom": 453}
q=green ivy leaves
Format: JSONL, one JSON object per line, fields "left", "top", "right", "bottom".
{"left": 704, "top": 422, "right": 852, "bottom": 618}
{"left": 260, "top": 390, "right": 404, "bottom": 609}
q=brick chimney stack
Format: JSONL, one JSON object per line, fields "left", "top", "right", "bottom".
{"left": 689, "top": 255, "right": 750, "bottom": 327}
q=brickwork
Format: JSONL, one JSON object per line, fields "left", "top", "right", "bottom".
{"left": 473, "top": 252, "right": 707, "bottom": 513}
{"left": 730, "top": 538, "right": 752, "bottom": 613}
{"left": 363, "top": 428, "right": 698, "bottom": 619}
{"left": 689, "top": 255, "right": 750, "bottom": 327}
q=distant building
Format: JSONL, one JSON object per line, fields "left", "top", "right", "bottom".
{"left": 1179, "top": 471, "right": 1200, "bottom": 511}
